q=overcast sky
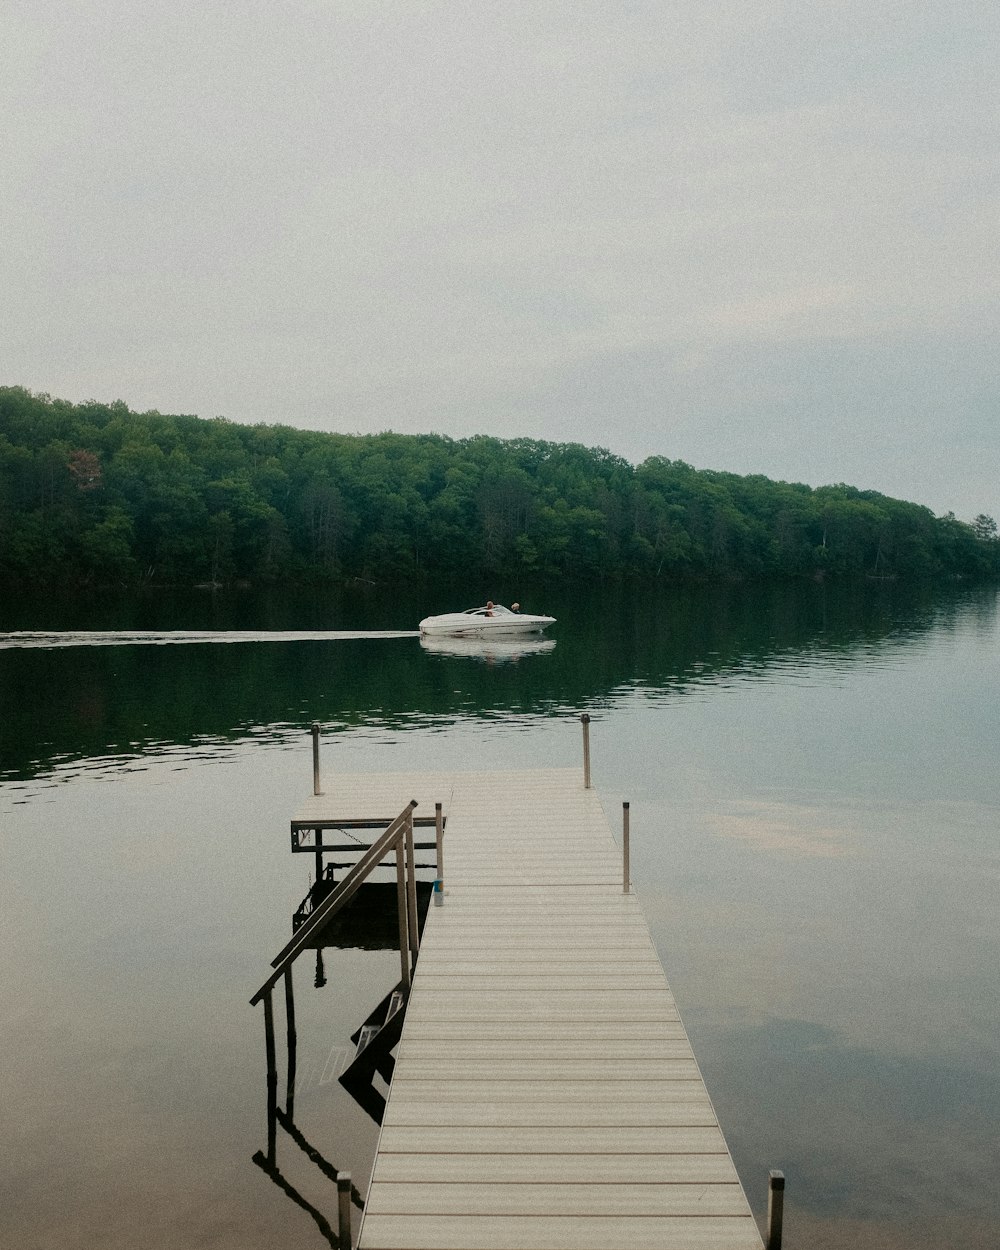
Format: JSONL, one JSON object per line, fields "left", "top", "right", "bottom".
{"left": 2, "top": 1, "right": 997, "bottom": 519}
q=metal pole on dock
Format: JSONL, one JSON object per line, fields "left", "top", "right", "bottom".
{"left": 284, "top": 967, "right": 297, "bottom": 1121}
{"left": 581, "top": 713, "right": 591, "bottom": 789}
{"left": 767, "top": 1170, "right": 785, "bottom": 1250}
{"left": 337, "top": 1172, "right": 352, "bottom": 1249}
{"left": 395, "top": 836, "right": 411, "bottom": 994}
{"left": 435, "top": 801, "right": 444, "bottom": 882}
{"left": 263, "top": 988, "right": 277, "bottom": 1167}
{"left": 622, "top": 801, "right": 630, "bottom": 893}
{"left": 311, "top": 723, "right": 322, "bottom": 796}
{"left": 404, "top": 810, "right": 420, "bottom": 966}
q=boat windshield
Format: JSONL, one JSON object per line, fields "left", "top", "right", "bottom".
{"left": 464, "top": 605, "right": 514, "bottom": 617}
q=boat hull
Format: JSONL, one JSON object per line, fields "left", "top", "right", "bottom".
{"left": 418, "top": 607, "right": 555, "bottom": 638}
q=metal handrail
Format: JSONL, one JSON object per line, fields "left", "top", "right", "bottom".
{"left": 250, "top": 800, "right": 417, "bottom": 1006}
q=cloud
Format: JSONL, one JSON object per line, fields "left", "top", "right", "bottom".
{"left": 706, "top": 798, "right": 857, "bottom": 856}
{"left": 2, "top": 1, "right": 997, "bottom": 518}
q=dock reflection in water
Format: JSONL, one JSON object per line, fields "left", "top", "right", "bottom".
{"left": 254, "top": 877, "right": 432, "bottom": 1242}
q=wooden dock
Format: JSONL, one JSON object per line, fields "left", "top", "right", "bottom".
{"left": 289, "top": 766, "right": 765, "bottom": 1250}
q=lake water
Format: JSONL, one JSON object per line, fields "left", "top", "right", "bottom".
{"left": 2, "top": 580, "right": 998, "bottom": 1249}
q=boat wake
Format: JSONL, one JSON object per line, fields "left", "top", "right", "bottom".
{"left": 0, "top": 630, "right": 420, "bottom": 649}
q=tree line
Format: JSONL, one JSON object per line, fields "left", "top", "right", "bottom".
{"left": 1, "top": 386, "right": 996, "bottom": 588}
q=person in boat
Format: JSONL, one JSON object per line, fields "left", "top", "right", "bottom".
{"left": 511, "top": 602, "right": 520, "bottom": 612}
{"left": 485, "top": 600, "right": 495, "bottom": 616}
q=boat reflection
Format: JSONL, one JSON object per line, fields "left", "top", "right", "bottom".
{"left": 419, "top": 634, "right": 556, "bottom": 663}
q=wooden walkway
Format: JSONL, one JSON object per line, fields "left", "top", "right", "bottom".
{"left": 296, "top": 768, "right": 764, "bottom": 1250}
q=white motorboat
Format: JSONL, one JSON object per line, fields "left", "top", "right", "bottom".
{"left": 418, "top": 603, "right": 556, "bottom": 638}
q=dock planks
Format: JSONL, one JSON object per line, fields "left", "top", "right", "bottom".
{"left": 295, "top": 768, "right": 763, "bottom": 1250}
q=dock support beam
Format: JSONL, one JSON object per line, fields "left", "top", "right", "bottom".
{"left": 622, "top": 801, "right": 630, "bottom": 893}
{"left": 263, "top": 988, "right": 277, "bottom": 1167}
{"left": 404, "top": 810, "right": 420, "bottom": 967}
{"left": 435, "top": 802, "right": 444, "bottom": 882}
{"left": 337, "top": 1172, "right": 352, "bottom": 1249}
{"left": 767, "top": 1170, "right": 785, "bottom": 1250}
{"left": 284, "top": 967, "right": 297, "bottom": 1121}
{"left": 395, "top": 839, "right": 412, "bottom": 994}
{"left": 581, "top": 713, "right": 591, "bottom": 789}
{"left": 311, "top": 723, "right": 322, "bottom": 796}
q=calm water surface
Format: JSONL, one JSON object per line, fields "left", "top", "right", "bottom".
{"left": 2, "top": 581, "right": 998, "bottom": 1249}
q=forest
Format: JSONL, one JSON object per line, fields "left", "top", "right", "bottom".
{"left": 1, "top": 386, "right": 997, "bottom": 588}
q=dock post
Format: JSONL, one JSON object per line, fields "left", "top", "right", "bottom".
{"left": 404, "top": 809, "right": 420, "bottom": 965}
{"left": 284, "top": 967, "right": 297, "bottom": 1121}
{"left": 766, "top": 1169, "right": 785, "bottom": 1249}
{"left": 311, "top": 723, "right": 321, "bottom": 795}
{"left": 622, "top": 801, "right": 630, "bottom": 893}
{"left": 263, "top": 988, "right": 277, "bottom": 1167}
{"left": 435, "top": 801, "right": 444, "bottom": 882}
{"left": 395, "top": 836, "right": 412, "bottom": 994}
{"left": 581, "top": 713, "right": 591, "bottom": 788}
{"left": 337, "top": 1172, "right": 352, "bottom": 1249}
